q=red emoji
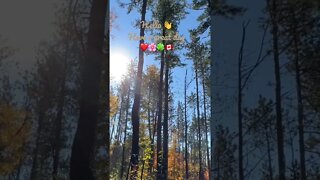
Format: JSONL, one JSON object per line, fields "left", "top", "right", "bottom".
{"left": 165, "top": 44, "right": 173, "bottom": 51}
{"left": 140, "top": 43, "right": 149, "bottom": 51}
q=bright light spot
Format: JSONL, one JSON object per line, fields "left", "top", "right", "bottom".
{"left": 110, "top": 52, "right": 130, "bottom": 83}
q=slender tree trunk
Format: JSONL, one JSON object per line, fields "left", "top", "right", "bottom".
{"left": 295, "top": 41, "right": 306, "bottom": 180}
{"left": 116, "top": 95, "right": 124, "bottom": 143}
{"left": 69, "top": 0, "right": 107, "bottom": 179}
{"left": 291, "top": 9, "right": 306, "bottom": 179}
{"left": 184, "top": 70, "right": 189, "bottom": 179}
{"left": 110, "top": 111, "right": 118, "bottom": 142}
{"left": 266, "top": 131, "right": 273, "bottom": 179}
{"left": 52, "top": 78, "right": 66, "bottom": 180}
{"left": 129, "top": 0, "right": 148, "bottom": 178}
{"left": 162, "top": 52, "right": 169, "bottom": 179}
{"left": 52, "top": 50, "right": 69, "bottom": 179}
{"left": 195, "top": 62, "right": 204, "bottom": 179}
{"left": 268, "top": 0, "right": 286, "bottom": 179}
{"left": 148, "top": 88, "right": 152, "bottom": 142}
{"left": 156, "top": 21, "right": 166, "bottom": 180}
{"left": 120, "top": 88, "right": 131, "bottom": 179}
{"left": 140, "top": 157, "right": 145, "bottom": 180}
{"left": 151, "top": 110, "right": 157, "bottom": 174}
{"left": 200, "top": 58, "right": 210, "bottom": 174}
{"left": 30, "top": 111, "right": 45, "bottom": 179}
{"left": 238, "top": 23, "right": 246, "bottom": 180}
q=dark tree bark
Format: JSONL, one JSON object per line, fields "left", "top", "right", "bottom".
{"left": 294, "top": 26, "right": 306, "bottom": 180}
{"left": 116, "top": 93, "right": 124, "bottom": 142}
{"left": 52, "top": 72, "right": 66, "bottom": 180}
{"left": 184, "top": 70, "right": 189, "bottom": 179}
{"left": 195, "top": 60, "right": 204, "bottom": 179}
{"left": 209, "top": 2, "right": 215, "bottom": 179}
{"left": 120, "top": 87, "right": 131, "bottom": 179}
{"left": 266, "top": 130, "right": 274, "bottom": 179}
{"left": 69, "top": 0, "right": 107, "bottom": 179}
{"left": 200, "top": 57, "right": 210, "bottom": 174}
{"left": 156, "top": 21, "right": 166, "bottom": 180}
{"left": 30, "top": 111, "right": 45, "bottom": 179}
{"left": 238, "top": 22, "right": 246, "bottom": 180}
{"left": 162, "top": 53, "right": 169, "bottom": 179}
{"left": 129, "top": 0, "right": 148, "bottom": 177}
{"left": 267, "top": 0, "right": 286, "bottom": 179}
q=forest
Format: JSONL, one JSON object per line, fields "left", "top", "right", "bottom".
{"left": 0, "top": 0, "right": 319, "bottom": 179}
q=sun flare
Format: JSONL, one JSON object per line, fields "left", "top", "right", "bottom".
{"left": 110, "top": 52, "right": 130, "bottom": 83}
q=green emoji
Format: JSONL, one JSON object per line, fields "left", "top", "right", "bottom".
{"left": 157, "top": 43, "right": 164, "bottom": 51}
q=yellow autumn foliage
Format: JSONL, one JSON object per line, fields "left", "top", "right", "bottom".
{"left": 0, "top": 103, "right": 31, "bottom": 175}
{"left": 109, "top": 94, "right": 118, "bottom": 117}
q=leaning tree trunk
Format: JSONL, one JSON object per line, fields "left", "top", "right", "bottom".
{"left": 69, "top": 0, "right": 107, "bottom": 179}
{"left": 129, "top": 0, "right": 148, "bottom": 178}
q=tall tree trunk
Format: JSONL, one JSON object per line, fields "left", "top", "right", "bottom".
{"left": 293, "top": 22, "right": 306, "bottom": 180}
{"left": 120, "top": 87, "right": 131, "bottom": 179}
{"left": 129, "top": 0, "right": 148, "bottom": 178}
{"left": 268, "top": 0, "right": 286, "bottom": 179}
{"left": 195, "top": 62, "right": 204, "bottom": 179}
{"left": 184, "top": 70, "right": 189, "bottom": 179}
{"left": 30, "top": 111, "right": 45, "bottom": 179}
{"left": 200, "top": 58, "right": 210, "bottom": 173}
{"left": 209, "top": 3, "right": 215, "bottom": 180}
{"left": 110, "top": 111, "right": 118, "bottom": 141}
{"left": 156, "top": 21, "right": 166, "bottom": 180}
{"left": 52, "top": 47, "right": 69, "bottom": 179}
{"left": 52, "top": 76, "right": 66, "bottom": 180}
{"left": 69, "top": 0, "right": 107, "bottom": 179}
{"left": 162, "top": 53, "right": 169, "bottom": 179}
{"left": 238, "top": 23, "right": 246, "bottom": 180}
{"left": 116, "top": 94, "right": 124, "bottom": 142}
{"left": 266, "top": 131, "right": 273, "bottom": 179}
{"left": 150, "top": 110, "right": 157, "bottom": 174}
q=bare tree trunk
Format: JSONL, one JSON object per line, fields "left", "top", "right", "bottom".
{"left": 162, "top": 53, "right": 169, "bottom": 179}
{"left": 266, "top": 131, "right": 273, "bottom": 179}
{"left": 129, "top": 0, "right": 148, "bottom": 177}
{"left": 195, "top": 62, "right": 204, "bottom": 179}
{"left": 184, "top": 70, "right": 189, "bottom": 179}
{"left": 156, "top": 21, "right": 166, "bottom": 180}
{"left": 53, "top": 45, "right": 69, "bottom": 179}
{"left": 291, "top": 9, "right": 306, "bottom": 179}
{"left": 267, "top": 0, "right": 286, "bottom": 179}
{"left": 52, "top": 77, "right": 66, "bottom": 180}
{"left": 209, "top": 4, "right": 215, "bottom": 180}
{"left": 69, "top": 0, "right": 107, "bottom": 179}
{"left": 120, "top": 87, "right": 131, "bottom": 179}
{"left": 238, "top": 22, "right": 247, "bottom": 180}
{"left": 116, "top": 94, "right": 124, "bottom": 143}
{"left": 30, "top": 111, "right": 45, "bottom": 179}
{"left": 201, "top": 64, "right": 210, "bottom": 176}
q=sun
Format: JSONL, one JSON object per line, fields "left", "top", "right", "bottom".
{"left": 110, "top": 52, "right": 130, "bottom": 83}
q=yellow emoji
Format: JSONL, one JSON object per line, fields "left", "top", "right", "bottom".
{"left": 164, "top": 21, "right": 172, "bottom": 30}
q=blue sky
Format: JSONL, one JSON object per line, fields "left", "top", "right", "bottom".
{"left": 110, "top": 0, "right": 205, "bottom": 111}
